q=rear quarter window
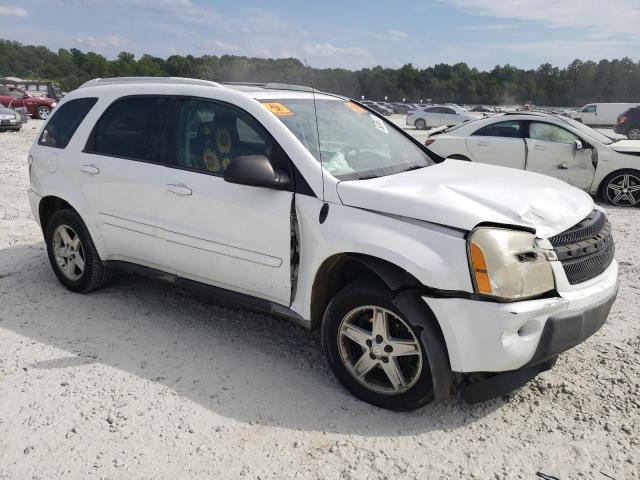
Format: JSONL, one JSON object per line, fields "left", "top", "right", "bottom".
{"left": 38, "top": 97, "right": 98, "bottom": 149}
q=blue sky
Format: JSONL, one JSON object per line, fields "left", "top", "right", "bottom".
{"left": 1, "top": 0, "right": 639, "bottom": 70}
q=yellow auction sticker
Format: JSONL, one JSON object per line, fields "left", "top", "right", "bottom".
{"left": 344, "top": 101, "right": 366, "bottom": 114}
{"left": 262, "top": 102, "right": 294, "bottom": 116}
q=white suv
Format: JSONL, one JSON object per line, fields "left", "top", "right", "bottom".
{"left": 28, "top": 77, "right": 619, "bottom": 410}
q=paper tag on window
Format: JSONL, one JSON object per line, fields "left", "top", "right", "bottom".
{"left": 370, "top": 114, "right": 388, "bottom": 134}
{"left": 344, "top": 101, "right": 366, "bottom": 114}
{"left": 262, "top": 102, "right": 294, "bottom": 116}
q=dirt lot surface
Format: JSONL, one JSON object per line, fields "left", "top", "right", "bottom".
{"left": 1, "top": 120, "right": 638, "bottom": 479}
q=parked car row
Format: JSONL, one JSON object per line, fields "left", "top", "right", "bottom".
{"left": 26, "top": 77, "right": 619, "bottom": 411}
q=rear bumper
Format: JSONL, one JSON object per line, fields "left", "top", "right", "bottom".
{"left": 423, "top": 260, "right": 618, "bottom": 373}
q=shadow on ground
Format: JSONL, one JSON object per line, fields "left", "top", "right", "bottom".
{"left": 0, "top": 242, "right": 502, "bottom": 436}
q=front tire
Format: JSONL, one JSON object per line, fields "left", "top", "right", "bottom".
{"left": 36, "top": 106, "right": 51, "bottom": 120}
{"left": 45, "top": 209, "right": 112, "bottom": 292}
{"left": 599, "top": 169, "right": 640, "bottom": 207}
{"left": 414, "top": 118, "right": 427, "bottom": 130}
{"left": 627, "top": 127, "right": 640, "bottom": 140}
{"left": 322, "top": 282, "right": 436, "bottom": 411}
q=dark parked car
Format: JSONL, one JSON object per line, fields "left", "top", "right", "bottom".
{"left": 360, "top": 101, "right": 393, "bottom": 116}
{"left": 390, "top": 103, "right": 414, "bottom": 114}
{"left": 614, "top": 107, "right": 640, "bottom": 140}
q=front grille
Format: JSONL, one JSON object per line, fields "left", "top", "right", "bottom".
{"left": 550, "top": 209, "right": 615, "bottom": 285}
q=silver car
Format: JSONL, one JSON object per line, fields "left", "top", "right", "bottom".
{"left": 0, "top": 102, "right": 23, "bottom": 132}
{"left": 406, "top": 105, "right": 475, "bottom": 130}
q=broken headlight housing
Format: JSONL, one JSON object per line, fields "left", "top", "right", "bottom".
{"left": 467, "top": 227, "right": 555, "bottom": 300}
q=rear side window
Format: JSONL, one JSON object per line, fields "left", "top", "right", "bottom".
{"left": 473, "top": 120, "right": 522, "bottom": 138}
{"left": 86, "top": 96, "right": 170, "bottom": 163}
{"left": 38, "top": 97, "right": 98, "bottom": 149}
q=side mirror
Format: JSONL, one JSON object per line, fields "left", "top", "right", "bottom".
{"left": 224, "top": 155, "right": 290, "bottom": 190}
{"left": 573, "top": 139, "right": 583, "bottom": 151}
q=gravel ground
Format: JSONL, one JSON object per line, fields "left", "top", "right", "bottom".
{"left": 0, "top": 119, "right": 638, "bottom": 479}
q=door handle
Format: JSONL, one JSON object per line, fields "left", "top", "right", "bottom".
{"left": 534, "top": 145, "right": 548, "bottom": 151}
{"left": 476, "top": 141, "right": 490, "bottom": 147}
{"left": 80, "top": 164, "right": 99, "bottom": 175}
{"left": 166, "top": 184, "right": 192, "bottom": 196}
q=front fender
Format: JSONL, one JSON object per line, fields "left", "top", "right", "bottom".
{"left": 290, "top": 196, "right": 473, "bottom": 320}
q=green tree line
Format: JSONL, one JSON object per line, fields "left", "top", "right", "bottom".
{"left": 1, "top": 39, "right": 639, "bottom": 106}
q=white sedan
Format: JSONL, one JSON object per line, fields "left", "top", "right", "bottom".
{"left": 406, "top": 105, "right": 475, "bottom": 130}
{"left": 424, "top": 112, "right": 640, "bottom": 207}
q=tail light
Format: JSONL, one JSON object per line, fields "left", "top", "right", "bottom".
{"left": 425, "top": 138, "right": 436, "bottom": 147}
{"left": 617, "top": 115, "right": 628, "bottom": 125}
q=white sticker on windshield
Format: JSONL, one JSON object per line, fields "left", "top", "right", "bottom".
{"left": 370, "top": 114, "right": 388, "bottom": 134}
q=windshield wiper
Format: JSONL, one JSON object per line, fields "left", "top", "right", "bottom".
{"left": 401, "top": 165, "right": 426, "bottom": 173}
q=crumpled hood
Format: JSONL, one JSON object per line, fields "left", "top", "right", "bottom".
{"left": 610, "top": 140, "right": 640, "bottom": 153}
{"left": 336, "top": 160, "right": 594, "bottom": 238}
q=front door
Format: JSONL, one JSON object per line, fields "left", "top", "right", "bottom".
{"left": 525, "top": 121, "right": 595, "bottom": 190}
{"left": 161, "top": 98, "right": 293, "bottom": 305}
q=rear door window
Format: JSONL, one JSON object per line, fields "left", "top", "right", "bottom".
{"left": 473, "top": 120, "right": 522, "bottom": 138}
{"left": 38, "top": 97, "right": 98, "bottom": 149}
{"left": 86, "top": 96, "right": 170, "bottom": 163}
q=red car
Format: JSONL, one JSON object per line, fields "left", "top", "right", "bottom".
{"left": 0, "top": 85, "right": 57, "bottom": 120}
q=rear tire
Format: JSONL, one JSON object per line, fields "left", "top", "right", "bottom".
{"left": 45, "top": 209, "right": 112, "bottom": 292}
{"left": 414, "top": 118, "right": 427, "bottom": 130}
{"left": 36, "top": 106, "right": 51, "bottom": 120}
{"left": 598, "top": 169, "right": 640, "bottom": 207}
{"left": 321, "top": 281, "right": 436, "bottom": 411}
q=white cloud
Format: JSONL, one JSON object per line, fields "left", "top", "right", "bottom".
{"left": 459, "top": 24, "right": 517, "bottom": 31}
{"left": 0, "top": 5, "right": 28, "bottom": 17}
{"left": 442, "top": 0, "right": 640, "bottom": 40}
{"left": 376, "top": 29, "right": 408, "bottom": 41}
{"left": 302, "top": 43, "right": 370, "bottom": 59}
{"left": 76, "top": 35, "right": 127, "bottom": 48}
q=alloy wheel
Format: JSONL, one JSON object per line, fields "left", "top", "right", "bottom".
{"left": 627, "top": 128, "right": 640, "bottom": 140}
{"left": 606, "top": 173, "right": 640, "bottom": 207}
{"left": 337, "top": 306, "right": 423, "bottom": 395}
{"left": 52, "top": 224, "right": 85, "bottom": 281}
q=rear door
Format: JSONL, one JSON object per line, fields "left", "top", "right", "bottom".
{"left": 424, "top": 107, "right": 443, "bottom": 127}
{"left": 80, "top": 96, "right": 170, "bottom": 267}
{"left": 524, "top": 121, "right": 595, "bottom": 190}
{"left": 465, "top": 120, "right": 526, "bottom": 169}
{"left": 160, "top": 97, "right": 293, "bottom": 305}
{"left": 441, "top": 107, "right": 461, "bottom": 126}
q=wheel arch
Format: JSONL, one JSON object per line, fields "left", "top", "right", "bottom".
{"left": 37, "top": 194, "right": 108, "bottom": 258}
{"left": 309, "top": 253, "right": 422, "bottom": 330}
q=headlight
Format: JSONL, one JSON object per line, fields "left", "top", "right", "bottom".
{"left": 0, "top": 114, "right": 15, "bottom": 120}
{"left": 467, "top": 227, "right": 555, "bottom": 300}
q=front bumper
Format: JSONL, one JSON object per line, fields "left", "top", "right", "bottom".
{"left": 423, "top": 260, "right": 618, "bottom": 373}
{"left": 613, "top": 124, "right": 627, "bottom": 135}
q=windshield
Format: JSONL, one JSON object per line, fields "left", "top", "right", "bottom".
{"left": 559, "top": 116, "right": 613, "bottom": 144}
{"left": 262, "top": 98, "right": 434, "bottom": 180}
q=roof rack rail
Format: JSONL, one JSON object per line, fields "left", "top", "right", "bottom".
{"left": 79, "top": 77, "right": 222, "bottom": 89}
{"left": 223, "top": 81, "right": 319, "bottom": 93}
